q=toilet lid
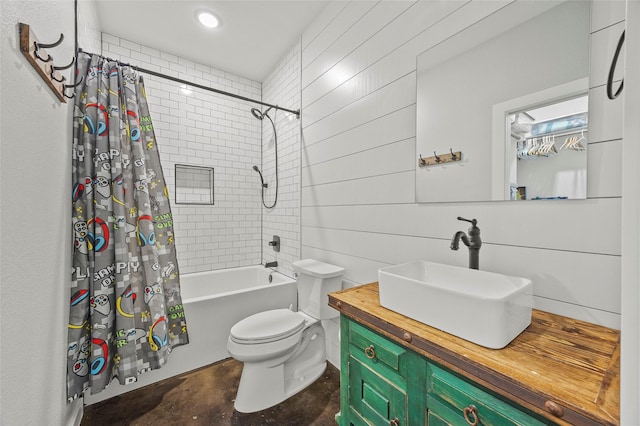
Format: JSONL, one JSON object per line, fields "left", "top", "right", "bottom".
{"left": 230, "top": 309, "right": 305, "bottom": 344}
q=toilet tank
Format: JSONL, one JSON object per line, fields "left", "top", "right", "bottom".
{"left": 293, "top": 259, "right": 344, "bottom": 320}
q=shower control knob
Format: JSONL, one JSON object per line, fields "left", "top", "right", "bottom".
{"left": 268, "top": 235, "right": 280, "bottom": 252}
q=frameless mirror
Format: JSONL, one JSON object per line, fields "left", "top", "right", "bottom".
{"left": 416, "top": 0, "right": 590, "bottom": 202}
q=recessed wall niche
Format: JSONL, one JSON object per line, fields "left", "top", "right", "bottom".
{"left": 175, "top": 164, "right": 214, "bottom": 205}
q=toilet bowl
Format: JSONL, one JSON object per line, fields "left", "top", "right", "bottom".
{"left": 226, "top": 259, "right": 344, "bottom": 413}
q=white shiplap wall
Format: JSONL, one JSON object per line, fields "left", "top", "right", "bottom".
{"left": 300, "top": 0, "right": 621, "bottom": 365}
{"left": 102, "top": 35, "right": 263, "bottom": 274}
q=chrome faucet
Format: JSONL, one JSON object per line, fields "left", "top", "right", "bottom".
{"left": 451, "top": 217, "right": 482, "bottom": 270}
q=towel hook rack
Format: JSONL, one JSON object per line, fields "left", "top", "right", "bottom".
{"left": 418, "top": 149, "right": 462, "bottom": 168}
{"left": 19, "top": 23, "right": 69, "bottom": 102}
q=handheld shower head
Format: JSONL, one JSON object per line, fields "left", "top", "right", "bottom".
{"left": 252, "top": 165, "right": 266, "bottom": 188}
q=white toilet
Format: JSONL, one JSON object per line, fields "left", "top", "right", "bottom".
{"left": 227, "top": 259, "right": 344, "bottom": 413}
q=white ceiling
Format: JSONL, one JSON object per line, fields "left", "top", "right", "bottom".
{"left": 94, "top": 1, "right": 329, "bottom": 82}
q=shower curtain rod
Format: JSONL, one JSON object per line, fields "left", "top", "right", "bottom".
{"left": 77, "top": 49, "right": 300, "bottom": 118}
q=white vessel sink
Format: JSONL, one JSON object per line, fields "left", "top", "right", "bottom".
{"left": 378, "top": 260, "right": 532, "bottom": 349}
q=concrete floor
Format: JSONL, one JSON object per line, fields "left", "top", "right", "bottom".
{"left": 81, "top": 358, "right": 341, "bottom": 426}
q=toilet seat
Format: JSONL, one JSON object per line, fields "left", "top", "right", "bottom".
{"left": 229, "top": 309, "right": 305, "bottom": 344}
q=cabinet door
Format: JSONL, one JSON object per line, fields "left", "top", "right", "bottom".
{"left": 341, "top": 317, "right": 427, "bottom": 426}
{"left": 349, "top": 356, "right": 407, "bottom": 426}
{"left": 426, "top": 363, "right": 548, "bottom": 426}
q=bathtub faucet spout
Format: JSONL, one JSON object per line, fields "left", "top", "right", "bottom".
{"left": 265, "top": 261, "right": 278, "bottom": 268}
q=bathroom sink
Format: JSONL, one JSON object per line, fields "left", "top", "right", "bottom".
{"left": 378, "top": 261, "right": 532, "bottom": 349}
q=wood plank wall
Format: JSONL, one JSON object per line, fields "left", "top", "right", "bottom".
{"left": 300, "top": 0, "right": 622, "bottom": 334}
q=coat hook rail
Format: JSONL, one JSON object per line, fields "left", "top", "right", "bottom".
{"left": 418, "top": 150, "right": 462, "bottom": 167}
{"left": 19, "top": 23, "right": 68, "bottom": 102}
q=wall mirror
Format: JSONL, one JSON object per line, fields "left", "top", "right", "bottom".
{"left": 416, "top": 0, "right": 590, "bottom": 202}
{"left": 175, "top": 164, "right": 214, "bottom": 205}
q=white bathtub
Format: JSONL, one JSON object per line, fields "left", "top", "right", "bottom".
{"left": 85, "top": 265, "right": 297, "bottom": 404}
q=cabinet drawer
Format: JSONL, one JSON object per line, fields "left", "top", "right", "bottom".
{"left": 426, "top": 363, "right": 547, "bottom": 426}
{"left": 427, "top": 396, "right": 477, "bottom": 426}
{"left": 349, "top": 320, "right": 408, "bottom": 379}
{"left": 349, "top": 356, "right": 407, "bottom": 426}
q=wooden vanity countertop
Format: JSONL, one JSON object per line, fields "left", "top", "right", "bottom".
{"left": 329, "top": 283, "right": 620, "bottom": 426}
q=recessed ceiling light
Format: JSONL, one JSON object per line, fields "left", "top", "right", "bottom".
{"left": 197, "top": 11, "right": 219, "bottom": 29}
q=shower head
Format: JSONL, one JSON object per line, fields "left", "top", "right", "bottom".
{"left": 250, "top": 108, "right": 263, "bottom": 120}
{"left": 250, "top": 106, "right": 273, "bottom": 120}
{"left": 252, "top": 165, "right": 267, "bottom": 188}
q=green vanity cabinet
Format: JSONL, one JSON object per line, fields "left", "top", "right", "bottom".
{"left": 330, "top": 284, "right": 620, "bottom": 425}
{"left": 337, "top": 315, "right": 550, "bottom": 426}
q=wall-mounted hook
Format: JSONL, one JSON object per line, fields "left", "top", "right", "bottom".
{"left": 50, "top": 68, "right": 66, "bottom": 83}
{"left": 50, "top": 58, "right": 75, "bottom": 82}
{"left": 434, "top": 151, "right": 442, "bottom": 163}
{"left": 49, "top": 58, "right": 76, "bottom": 83}
{"left": 63, "top": 75, "right": 84, "bottom": 99}
{"left": 36, "top": 33, "right": 64, "bottom": 49}
{"left": 65, "top": 75, "right": 84, "bottom": 89}
{"left": 419, "top": 154, "right": 426, "bottom": 166}
{"left": 450, "top": 148, "right": 457, "bottom": 161}
{"left": 33, "top": 42, "right": 53, "bottom": 62}
{"left": 32, "top": 33, "right": 64, "bottom": 63}
{"left": 53, "top": 57, "right": 75, "bottom": 71}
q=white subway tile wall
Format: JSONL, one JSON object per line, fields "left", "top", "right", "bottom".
{"left": 102, "top": 35, "right": 263, "bottom": 273}
{"left": 261, "top": 42, "right": 302, "bottom": 278}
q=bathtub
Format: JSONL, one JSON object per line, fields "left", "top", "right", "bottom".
{"left": 84, "top": 265, "right": 297, "bottom": 404}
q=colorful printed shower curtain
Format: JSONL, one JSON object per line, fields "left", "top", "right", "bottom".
{"left": 67, "top": 52, "right": 189, "bottom": 401}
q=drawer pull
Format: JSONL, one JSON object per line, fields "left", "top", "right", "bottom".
{"left": 364, "top": 345, "right": 376, "bottom": 359}
{"left": 463, "top": 404, "right": 479, "bottom": 426}
{"left": 544, "top": 400, "right": 565, "bottom": 418}
{"left": 389, "top": 417, "right": 400, "bottom": 426}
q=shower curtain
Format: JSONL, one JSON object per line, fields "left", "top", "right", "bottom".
{"left": 67, "top": 52, "right": 189, "bottom": 401}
